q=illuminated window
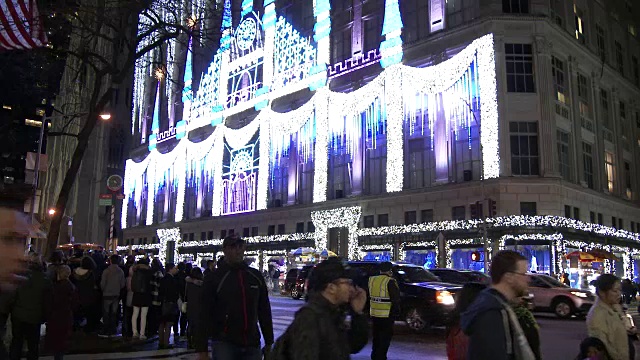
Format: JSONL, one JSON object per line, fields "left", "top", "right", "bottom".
{"left": 574, "top": 5, "right": 585, "bottom": 44}
{"left": 510, "top": 122, "right": 539, "bottom": 176}
{"left": 505, "top": 44, "right": 535, "bottom": 93}
{"left": 605, "top": 151, "right": 615, "bottom": 193}
{"left": 582, "top": 142, "right": 594, "bottom": 189}
{"left": 406, "top": 138, "right": 434, "bottom": 189}
{"left": 551, "top": 56, "right": 566, "bottom": 103}
{"left": 556, "top": 130, "right": 571, "bottom": 181}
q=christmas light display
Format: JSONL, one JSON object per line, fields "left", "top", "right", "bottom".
{"left": 379, "top": 0, "right": 403, "bottom": 68}
{"left": 311, "top": 206, "right": 361, "bottom": 259}
{"left": 157, "top": 227, "right": 181, "bottom": 264}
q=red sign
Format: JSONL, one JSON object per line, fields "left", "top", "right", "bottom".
{"left": 99, "top": 194, "right": 111, "bottom": 199}
{"left": 116, "top": 194, "right": 125, "bottom": 200}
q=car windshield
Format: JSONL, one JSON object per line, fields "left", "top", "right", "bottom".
{"left": 537, "top": 274, "right": 568, "bottom": 288}
{"left": 396, "top": 266, "right": 440, "bottom": 283}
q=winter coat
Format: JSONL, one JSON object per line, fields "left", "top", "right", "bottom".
{"left": 461, "top": 288, "right": 534, "bottom": 360}
{"left": 204, "top": 261, "right": 274, "bottom": 348}
{"left": 71, "top": 268, "right": 98, "bottom": 306}
{"left": 11, "top": 269, "right": 52, "bottom": 324}
{"left": 284, "top": 293, "right": 369, "bottom": 360}
{"left": 45, "top": 279, "right": 78, "bottom": 353}
{"left": 159, "top": 273, "right": 180, "bottom": 303}
{"left": 185, "top": 277, "right": 204, "bottom": 324}
{"left": 151, "top": 270, "right": 164, "bottom": 306}
{"left": 587, "top": 299, "right": 630, "bottom": 360}
{"left": 131, "top": 265, "right": 153, "bottom": 307}
{"left": 100, "top": 264, "right": 125, "bottom": 298}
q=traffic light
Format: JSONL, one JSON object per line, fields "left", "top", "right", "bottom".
{"left": 488, "top": 199, "right": 497, "bottom": 217}
{"left": 471, "top": 251, "right": 482, "bottom": 262}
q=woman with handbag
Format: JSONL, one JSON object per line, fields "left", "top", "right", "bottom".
{"left": 158, "top": 263, "right": 180, "bottom": 350}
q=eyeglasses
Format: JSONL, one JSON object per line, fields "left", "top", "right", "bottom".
{"left": 333, "top": 279, "right": 354, "bottom": 286}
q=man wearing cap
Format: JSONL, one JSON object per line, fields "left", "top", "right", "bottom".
{"left": 284, "top": 257, "right": 368, "bottom": 360}
{"left": 204, "top": 234, "right": 273, "bottom": 360}
{"left": 368, "top": 261, "right": 400, "bottom": 360}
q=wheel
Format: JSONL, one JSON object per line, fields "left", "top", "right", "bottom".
{"left": 405, "top": 308, "right": 429, "bottom": 332}
{"left": 291, "top": 286, "right": 301, "bottom": 299}
{"left": 552, "top": 299, "right": 573, "bottom": 319}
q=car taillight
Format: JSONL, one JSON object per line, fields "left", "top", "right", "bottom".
{"left": 436, "top": 290, "right": 455, "bottom": 305}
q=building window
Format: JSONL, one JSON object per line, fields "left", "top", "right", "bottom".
{"left": 557, "top": 130, "right": 571, "bottom": 181}
{"left": 378, "top": 214, "right": 389, "bottom": 227}
{"left": 582, "top": 142, "right": 594, "bottom": 189}
{"left": 564, "top": 205, "right": 571, "bottom": 218}
{"left": 277, "top": 224, "right": 285, "bottom": 234}
{"left": 363, "top": 15, "right": 381, "bottom": 53}
{"left": 619, "top": 218, "right": 624, "bottom": 229}
{"left": 574, "top": 5, "right": 585, "bottom": 44}
{"left": 620, "top": 101, "right": 627, "bottom": 123}
{"left": 363, "top": 215, "right": 374, "bottom": 228}
{"left": 446, "top": 0, "right": 477, "bottom": 28}
{"left": 510, "top": 122, "right": 539, "bottom": 175}
{"left": 452, "top": 206, "right": 466, "bottom": 220}
{"left": 503, "top": 0, "right": 528, "bottom": 13}
{"left": 573, "top": 207, "right": 580, "bottom": 220}
{"left": 612, "top": 216, "right": 617, "bottom": 228}
{"left": 267, "top": 225, "right": 275, "bottom": 236}
{"left": 505, "top": 44, "right": 535, "bottom": 93}
{"left": 577, "top": 73, "right": 589, "bottom": 100}
{"left": 331, "top": 26, "right": 352, "bottom": 63}
{"left": 590, "top": 211, "right": 596, "bottom": 223}
{"left": 597, "top": 213, "right": 603, "bottom": 225}
{"left": 200, "top": 232, "right": 206, "bottom": 241}
{"left": 421, "top": 209, "right": 434, "bottom": 223}
{"left": 624, "top": 162, "right": 632, "bottom": 196}
{"left": 243, "top": 227, "right": 250, "bottom": 237}
{"left": 220, "top": 229, "right": 227, "bottom": 238}
{"left": 520, "top": 202, "right": 537, "bottom": 216}
{"left": 596, "top": 24, "right": 606, "bottom": 60}
{"left": 402, "top": 0, "right": 429, "bottom": 42}
{"left": 605, "top": 151, "right": 615, "bottom": 193}
{"left": 307, "top": 221, "right": 315, "bottom": 232}
{"left": 404, "top": 211, "right": 417, "bottom": 225}
{"left": 296, "top": 222, "right": 305, "bottom": 233}
{"left": 615, "top": 41, "right": 624, "bottom": 75}
{"left": 600, "top": 89, "right": 610, "bottom": 129}
{"left": 549, "top": 0, "right": 564, "bottom": 26}
{"left": 633, "top": 56, "right": 639, "bottom": 87}
{"left": 251, "top": 226, "right": 258, "bottom": 236}
{"left": 552, "top": 56, "right": 566, "bottom": 103}
{"left": 631, "top": 221, "right": 635, "bottom": 232}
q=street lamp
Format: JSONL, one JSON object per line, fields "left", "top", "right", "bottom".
{"left": 99, "top": 113, "right": 111, "bottom": 120}
{"left": 48, "top": 208, "right": 74, "bottom": 244}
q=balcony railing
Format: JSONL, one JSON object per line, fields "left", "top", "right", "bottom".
{"left": 603, "top": 128, "right": 614, "bottom": 143}
{"left": 580, "top": 116, "right": 594, "bottom": 132}
{"left": 555, "top": 102, "right": 570, "bottom": 120}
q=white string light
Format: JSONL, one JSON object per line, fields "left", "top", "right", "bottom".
{"left": 311, "top": 206, "right": 361, "bottom": 259}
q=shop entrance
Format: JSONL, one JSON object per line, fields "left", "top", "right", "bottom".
{"left": 328, "top": 227, "right": 349, "bottom": 258}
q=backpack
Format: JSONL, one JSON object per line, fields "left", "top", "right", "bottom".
{"left": 131, "top": 270, "right": 148, "bottom": 294}
{"left": 268, "top": 304, "right": 322, "bottom": 360}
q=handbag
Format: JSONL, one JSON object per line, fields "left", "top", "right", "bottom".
{"left": 161, "top": 302, "right": 179, "bottom": 319}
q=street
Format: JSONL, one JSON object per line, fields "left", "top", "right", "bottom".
{"left": 36, "top": 294, "right": 635, "bottom": 360}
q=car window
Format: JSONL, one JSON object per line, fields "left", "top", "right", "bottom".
{"left": 529, "top": 276, "right": 549, "bottom": 288}
{"left": 286, "top": 269, "right": 299, "bottom": 280}
{"left": 395, "top": 266, "right": 440, "bottom": 283}
{"left": 537, "top": 274, "right": 567, "bottom": 288}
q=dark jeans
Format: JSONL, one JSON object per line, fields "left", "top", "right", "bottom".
{"left": 9, "top": 319, "right": 41, "bottom": 360}
{"left": 371, "top": 317, "right": 394, "bottom": 360}
{"left": 122, "top": 306, "right": 133, "bottom": 337}
{"left": 0, "top": 313, "right": 8, "bottom": 359}
{"left": 213, "top": 341, "right": 261, "bottom": 360}
{"left": 102, "top": 297, "right": 120, "bottom": 335}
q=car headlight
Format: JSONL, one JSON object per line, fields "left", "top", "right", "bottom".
{"left": 436, "top": 290, "right": 455, "bottom": 305}
{"left": 571, "top": 291, "right": 588, "bottom": 298}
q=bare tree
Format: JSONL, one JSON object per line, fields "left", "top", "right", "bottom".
{"left": 42, "top": 0, "right": 220, "bottom": 257}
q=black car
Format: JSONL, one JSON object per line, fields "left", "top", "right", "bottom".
{"left": 283, "top": 265, "right": 313, "bottom": 299}
{"left": 429, "top": 268, "right": 491, "bottom": 285}
{"left": 348, "top": 261, "right": 461, "bottom": 332}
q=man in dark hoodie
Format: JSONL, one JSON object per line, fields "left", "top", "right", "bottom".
{"left": 460, "top": 250, "right": 535, "bottom": 360}
{"left": 204, "top": 235, "right": 274, "bottom": 360}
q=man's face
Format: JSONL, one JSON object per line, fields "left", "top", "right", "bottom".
{"left": 223, "top": 242, "right": 245, "bottom": 264}
{"left": 509, "top": 260, "right": 530, "bottom": 297}
{"left": 328, "top": 278, "right": 354, "bottom": 305}
{"left": 0, "top": 209, "right": 28, "bottom": 285}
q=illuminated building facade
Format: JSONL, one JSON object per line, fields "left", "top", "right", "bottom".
{"left": 121, "top": 0, "right": 640, "bottom": 282}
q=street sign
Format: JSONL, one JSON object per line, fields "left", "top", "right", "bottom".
{"left": 107, "top": 175, "right": 123, "bottom": 192}
{"left": 99, "top": 194, "right": 113, "bottom": 206}
{"left": 116, "top": 193, "right": 125, "bottom": 200}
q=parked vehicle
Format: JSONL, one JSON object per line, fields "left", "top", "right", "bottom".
{"left": 429, "top": 268, "right": 491, "bottom": 285}
{"left": 283, "top": 265, "right": 313, "bottom": 299}
{"left": 348, "top": 261, "right": 461, "bottom": 332}
{"left": 528, "top": 273, "right": 594, "bottom": 318}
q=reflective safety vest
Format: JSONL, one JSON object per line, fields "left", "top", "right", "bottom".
{"left": 368, "top": 274, "right": 393, "bottom": 318}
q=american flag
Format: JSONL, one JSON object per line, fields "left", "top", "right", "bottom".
{"left": 0, "top": 0, "right": 47, "bottom": 50}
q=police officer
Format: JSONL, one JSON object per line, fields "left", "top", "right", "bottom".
{"left": 368, "top": 261, "right": 401, "bottom": 360}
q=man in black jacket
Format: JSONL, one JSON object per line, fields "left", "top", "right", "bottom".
{"left": 283, "top": 257, "right": 368, "bottom": 360}
{"left": 204, "top": 235, "right": 273, "bottom": 360}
